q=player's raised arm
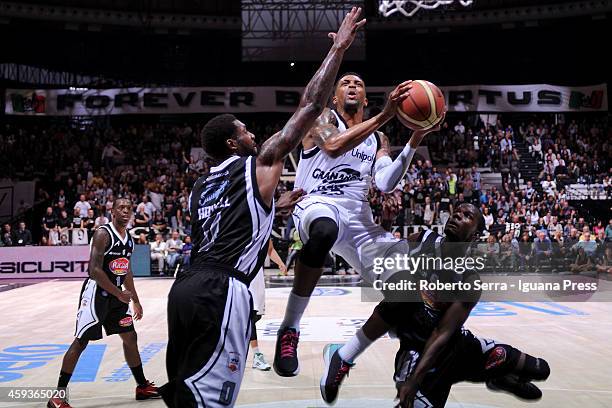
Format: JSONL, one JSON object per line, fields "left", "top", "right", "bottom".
{"left": 373, "top": 115, "right": 445, "bottom": 193}
{"left": 307, "top": 82, "right": 412, "bottom": 158}
{"left": 255, "top": 7, "right": 366, "bottom": 205}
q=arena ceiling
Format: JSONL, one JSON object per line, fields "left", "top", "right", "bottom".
{"left": 0, "top": 0, "right": 610, "bottom": 87}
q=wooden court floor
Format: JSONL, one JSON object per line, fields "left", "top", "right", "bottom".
{"left": 1, "top": 279, "right": 611, "bottom": 407}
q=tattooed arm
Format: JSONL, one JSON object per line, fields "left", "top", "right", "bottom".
{"left": 255, "top": 7, "right": 366, "bottom": 207}
{"left": 305, "top": 82, "right": 412, "bottom": 158}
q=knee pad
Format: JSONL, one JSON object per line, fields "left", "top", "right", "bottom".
{"left": 485, "top": 345, "right": 550, "bottom": 382}
{"left": 484, "top": 345, "right": 521, "bottom": 375}
{"left": 299, "top": 217, "right": 339, "bottom": 268}
{"left": 518, "top": 354, "right": 550, "bottom": 381}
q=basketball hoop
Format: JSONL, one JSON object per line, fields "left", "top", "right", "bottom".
{"left": 379, "top": 0, "right": 474, "bottom": 18}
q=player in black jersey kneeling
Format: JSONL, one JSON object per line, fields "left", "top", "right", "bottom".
{"left": 48, "top": 198, "right": 159, "bottom": 408}
{"left": 320, "top": 203, "right": 551, "bottom": 407}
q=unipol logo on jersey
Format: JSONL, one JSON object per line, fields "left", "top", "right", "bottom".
{"left": 109, "top": 258, "right": 129, "bottom": 275}
{"left": 351, "top": 148, "right": 375, "bottom": 163}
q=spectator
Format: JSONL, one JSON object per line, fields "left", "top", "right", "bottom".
{"left": 534, "top": 230, "right": 553, "bottom": 271}
{"left": 285, "top": 229, "right": 303, "bottom": 273}
{"left": 150, "top": 233, "right": 167, "bottom": 275}
{"left": 74, "top": 194, "right": 91, "bottom": 218}
{"left": 518, "top": 233, "right": 533, "bottom": 271}
{"left": 133, "top": 206, "right": 151, "bottom": 236}
{"left": 2, "top": 223, "right": 15, "bottom": 246}
{"left": 596, "top": 246, "right": 612, "bottom": 274}
{"left": 181, "top": 236, "right": 193, "bottom": 267}
{"left": 570, "top": 247, "right": 593, "bottom": 274}
{"left": 605, "top": 219, "right": 612, "bottom": 241}
{"left": 165, "top": 231, "right": 183, "bottom": 271}
{"left": 541, "top": 174, "right": 556, "bottom": 196}
{"left": 14, "top": 221, "right": 32, "bottom": 246}
{"left": 593, "top": 220, "right": 605, "bottom": 237}
{"left": 101, "top": 142, "right": 123, "bottom": 169}
{"left": 94, "top": 211, "right": 110, "bottom": 229}
{"left": 574, "top": 230, "right": 597, "bottom": 257}
{"left": 139, "top": 195, "right": 156, "bottom": 220}
{"left": 83, "top": 208, "right": 96, "bottom": 241}
{"left": 41, "top": 206, "right": 58, "bottom": 242}
{"left": 483, "top": 207, "right": 494, "bottom": 230}
{"left": 485, "top": 235, "right": 501, "bottom": 268}
{"left": 136, "top": 233, "right": 148, "bottom": 245}
{"left": 57, "top": 209, "right": 71, "bottom": 239}
{"left": 151, "top": 212, "right": 169, "bottom": 237}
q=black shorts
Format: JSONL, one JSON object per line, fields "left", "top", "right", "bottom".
{"left": 160, "top": 264, "right": 253, "bottom": 408}
{"left": 74, "top": 278, "right": 134, "bottom": 341}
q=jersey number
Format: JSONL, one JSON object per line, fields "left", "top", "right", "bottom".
{"left": 218, "top": 381, "right": 236, "bottom": 405}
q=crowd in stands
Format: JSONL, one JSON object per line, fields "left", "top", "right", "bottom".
{"left": 1, "top": 112, "right": 610, "bottom": 274}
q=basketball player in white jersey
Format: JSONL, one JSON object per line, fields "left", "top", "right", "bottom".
{"left": 274, "top": 73, "right": 444, "bottom": 376}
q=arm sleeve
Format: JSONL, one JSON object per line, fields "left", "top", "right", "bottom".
{"left": 374, "top": 144, "right": 416, "bottom": 193}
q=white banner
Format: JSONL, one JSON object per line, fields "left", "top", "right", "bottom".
{"left": 0, "top": 246, "right": 90, "bottom": 279}
{"left": 4, "top": 84, "right": 607, "bottom": 115}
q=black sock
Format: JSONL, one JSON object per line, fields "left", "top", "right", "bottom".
{"left": 130, "top": 364, "right": 147, "bottom": 386}
{"left": 58, "top": 371, "right": 72, "bottom": 389}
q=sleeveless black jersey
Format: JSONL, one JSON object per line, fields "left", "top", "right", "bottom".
{"left": 390, "top": 230, "right": 479, "bottom": 350}
{"left": 93, "top": 223, "right": 134, "bottom": 289}
{"left": 189, "top": 155, "right": 274, "bottom": 283}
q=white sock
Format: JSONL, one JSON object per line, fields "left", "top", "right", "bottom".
{"left": 252, "top": 347, "right": 260, "bottom": 355}
{"left": 280, "top": 291, "right": 311, "bottom": 331}
{"left": 338, "top": 329, "right": 373, "bottom": 364}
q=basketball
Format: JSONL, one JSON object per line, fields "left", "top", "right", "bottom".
{"left": 396, "top": 80, "right": 446, "bottom": 130}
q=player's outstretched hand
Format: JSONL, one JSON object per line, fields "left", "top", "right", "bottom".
{"left": 132, "top": 301, "right": 143, "bottom": 320}
{"left": 118, "top": 290, "right": 132, "bottom": 304}
{"left": 396, "top": 378, "right": 418, "bottom": 408}
{"left": 276, "top": 188, "right": 306, "bottom": 217}
{"left": 383, "top": 81, "right": 413, "bottom": 119}
{"left": 328, "top": 7, "right": 366, "bottom": 50}
{"left": 409, "top": 111, "right": 446, "bottom": 148}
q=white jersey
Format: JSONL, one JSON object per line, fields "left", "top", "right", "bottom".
{"left": 295, "top": 110, "right": 380, "bottom": 202}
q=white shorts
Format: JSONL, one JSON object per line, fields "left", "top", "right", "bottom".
{"left": 292, "top": 195, "right": 409, "bottom": 284}
{"left": 249, "top": 268, "right": 265, "bottom": 315}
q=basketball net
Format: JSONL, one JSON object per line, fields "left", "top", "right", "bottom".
{"left": 379, "top": 0, "right": 474, "bottom": 17}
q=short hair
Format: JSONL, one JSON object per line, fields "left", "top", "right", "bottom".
{"left": 201, "top": 114, "right": 238, "bottom": 159}
{"left": 113, "top": 197, "right": 132, "bottom": 208}
{"left": 335, "top": 72, "right": 365, "bottom": 90}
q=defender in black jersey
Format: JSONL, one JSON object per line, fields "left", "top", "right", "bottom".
{"left": 159, "top": 8, "right": 366, "bottom": 408}
{"left": 320, "top": 204, "right": 550, "bottom": 407}
{"left": 48, "top": 198, "right": 159, "bottom": 408}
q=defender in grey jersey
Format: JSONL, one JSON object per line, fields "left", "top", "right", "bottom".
{"left": 159, "top": 8, "right": 366, "bottom": 408}
{"left": 274, "top": 73, "right": 445, "bottom": 376}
